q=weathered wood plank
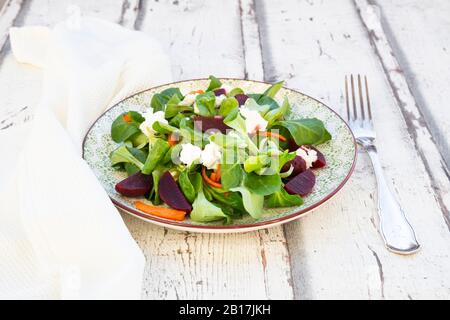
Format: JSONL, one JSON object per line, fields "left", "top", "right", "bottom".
{"left": 118, "top": 0, "right": 140, "bottom": 29}
{"left": 0, "top": 0, "right": 22, "bottom": 53}
{"left": 256, "top": 0, "right": 450, "bottom": 299}
{"left": 239, "top": 0, "right": 264, "bottom": 80}
{"left": 130, "top": 0, "right": 293, "bottom": 300}
{"left": 0, "top": 0, "right": 294, "bottom": 299}
{"left": 372, "top": 0, "right": 450, "bottom": 169}
{"left": 354, "top": 0, "right": 450, "bottom": 230}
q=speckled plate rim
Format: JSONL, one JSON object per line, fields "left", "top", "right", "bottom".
{"left": 82, "top": 78, "right": 357, "bottom": 233}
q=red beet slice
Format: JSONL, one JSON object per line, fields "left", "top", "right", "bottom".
{"left": 115, "top": 172, "right": 153, "bottom": 197}
{"left": 287, "top": 139, "right": 299, "bottom": 152}
{"left": 310, "top": 146, "right": 326, "bottom": 168}
{"left": 235, "top": 94, "right": 249, "bottom": 106}
{"left": 194, "top": 115, "right": 230, "bottom": 134}
{"left": 284, "top": 169, "right": 316, "bottom": 196}
{"left": 158, "top": 171, "right": 192, "bottom": 212}
{"left": 214, "top": 88, "right": 226, "bottom": 96}
{"left": 281, "top": 156, "right": 307, "bottom": 177}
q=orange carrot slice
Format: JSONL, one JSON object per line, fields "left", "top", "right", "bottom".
{"left": 122, "top": 114, "right": 132, "bottom": 123}
{"left": 210, "top": 172, "right": 217, "bottom": 182}
{"left": 190, "top": 89, "right": 205, "bottom": 94}
{"left": 202, "top": 167, "right": 222, "bottom": 189}
{"left": 256, "top": 131, "right": 287, "bottom": 142}
{"left": 134, "top": 201, "right": 186, "bottom": 221}
{"left": 168, "top": 133, "right": 178, "bottom": 146}
{"left": 215, "top": 164, "right": 221, "bottom": 181}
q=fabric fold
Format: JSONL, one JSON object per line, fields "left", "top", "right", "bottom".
{"left": 1, "top": 17, "right": 172, "bottom": 299}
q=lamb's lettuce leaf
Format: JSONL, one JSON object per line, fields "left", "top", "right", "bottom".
{"left": 220, "top": 162, "right": 243, "bottom": 190}
{"left": 178, "top": 169, "right": 197, "bottom": 203}
{"left": 195, "top": 91, "right": 216, "bottom": 116}
{"left": 142, "top": 139, "right": 170, "bottom": 174}
{"left": 110, "top": 145, "right": 144, "bottom": 170}
{"left": 266, "top": 187, "right": 303, "bottom": 208}
{"left": 230, "top": 186, "right": 264, "bottom": 219}
{"left": 151, "top": 88, "right": 184, "bottom": 112}
{"left": 190, "top": 181, "right": 229, "bottom": 223}
{"left": 227, "top": 87, "right": 244, "bottom": 97}
{"left": 243, "top": 172, "right": 281, "bottom": 196}
{"left": 164, "top": 94, "right": 193, "bottom": 119}
{"left": 264, "top": 97, "right": 291, "bottom": 127}
{"left": 219, "top": 97, "right": 239, "bottom": 116}
{"left": 273, "top": 118, "right": 332, "bottom": 146}
{"left": 206, "top": 75, "right": 222, "bottom": 92}
{"left": 262, "top": 80, "right": 284, "bottom": 98}
{"left": 111, "top": 111, "right": 144, "bottom": 143}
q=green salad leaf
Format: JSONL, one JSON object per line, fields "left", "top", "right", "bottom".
{"left": 220, "top": 162, "right": 243, "bottom": 190}
{"left": 151, "top": 88, "right": 184, "bottom": 112}
{"left": 262, "top": 80, "right": 284, "bottom": 98}
{"left": 195, "top": 91, "right": 216, "bottom": 116}
{"left": 190, "top": 182, "right": 229, "bottom": 223}
{"left": 230, "top": 186, "right": 264, "bottom": 219}
{"left": 111, "top": 111, "right": 144, "bottom": 143}
{"left": 266, "top": 187, "right": 303, "bottom": 208}
{"left": 164, "top": 94, "right": 193, "bottom": 119}
{"left": 273, "top": 118, "right": 332, "bottom": 146}
{"left": 110, "top": 145, "right": 144, "bottom": 170}
{"left": 152, "top": 121, "right": 178, "bottom": 135}
{"left": 142, "top": 139, "right": 170, "bottom": 174}
{"left": 244, "top": 172, "right": 282, "bottom": 196}
{"left": 206, "top": 75, "right": 222, "bottom": 92}
{"left": 265, "top": 97, "right": 291, "bottom": 127}
{"left": 219, "top": 97, "right": 239, "bottom": 116}
{"left": 227, "top": 87, "right": 244, "bottom": 97}
{"left": 178, "top": 169, "right": 197, "bottom": 203}
{"left": 204, "top": 184, "right": 245, "bottom": 215}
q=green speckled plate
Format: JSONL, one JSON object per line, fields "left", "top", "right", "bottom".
{"left": 83, "top": 79, "right": 357, "bottom": 233}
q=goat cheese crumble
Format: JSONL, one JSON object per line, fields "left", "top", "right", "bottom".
{"left": 296, "top": 146, "right": 318, "bottom": 168}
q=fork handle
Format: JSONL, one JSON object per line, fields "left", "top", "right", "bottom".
{"left": 366, "top": 146, "right": 420, "bottom": 254}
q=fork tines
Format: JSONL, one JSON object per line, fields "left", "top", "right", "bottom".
{"left": 345, "top": 74, "right": 372, "bottom": 122}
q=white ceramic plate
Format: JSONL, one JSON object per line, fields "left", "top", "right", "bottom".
{"left": 83, "top": 79, "right": 357, "bottom": 233}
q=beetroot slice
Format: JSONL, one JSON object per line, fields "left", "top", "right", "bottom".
{"left": 284, "top": 170, "right": 316, "bottom": 196}
{"left": 115, "top": 172, "right": 153, "bottom": 197}
{"left": 287, "top": 139, "right": 300, "bottom": 152}
{"left": 310, "top": 146, "right": 326, "bottom": 168}
{"left": 235, "top": 94, "right": 249, "bottom": 106}
{"left": 158, "top": 171, "right": 192, "bottom": 212}
{"left": 281, "top": 156, "right": 307, "bottom": 178}
{"left": 194, "top": 115, "right": 230, "bottom": 134}
{"left": 214, "top": 88, "right": 226, "bottom": 96}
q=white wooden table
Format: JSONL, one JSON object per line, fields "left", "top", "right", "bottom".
{"left": 1, "top": 0, "right": 449, "bottom": 299}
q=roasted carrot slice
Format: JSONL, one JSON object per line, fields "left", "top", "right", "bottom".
{"left": 134, "top": 201, "right": 186, "bottom": 221}
{"left": 190, "top": 89, "right": 205, "bottom": 94}
{"left": 122, "top": 114, "right": 132, "bottom": 123}
{"left": 214, "top": 164, "right": 221, "bottom": 181}
{"left": 202, "top": 167, "right": 222, "bottom": 189}
{"left": 168, "top": 133, "right": 178, "bottom": 146}
{"left": 256, "top": 131, "right": 287, "bottom": 142}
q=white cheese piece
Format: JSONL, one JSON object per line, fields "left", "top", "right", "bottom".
{"left": 179, "top": 93, "right": 198, "bottom": 106}
{"left": 139, "top": 109, "right": 168, "bottom": 139}
{"left": 296, "top": 146, "right": 318, "bottom": 168}
{"left": 239, "top": 106, "right": 268, "bottom": 134}
{"left": 179, "top": 143, "right": 202, "bottom": 166}
{"left": 201, "top": 142, "right": 222, "bottom": 170}
{"left": 215, "top": 94, "right": 227, "bottom": 107}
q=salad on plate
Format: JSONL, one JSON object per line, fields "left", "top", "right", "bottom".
{"left": 109, "top": 76, "right": 331, "bottom": 224}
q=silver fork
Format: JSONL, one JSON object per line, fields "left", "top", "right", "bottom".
{"left": 345, "top": 74, "right": 420, "bottom": 254}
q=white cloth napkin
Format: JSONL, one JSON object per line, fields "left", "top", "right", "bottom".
{"left": 0, "top": 17, "right": 172, "bottom": 299}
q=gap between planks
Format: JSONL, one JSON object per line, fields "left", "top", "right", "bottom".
{"left": 0, "top": 0, "right": 23, "bottom": 56}
{"left": 353, "top": 0, "right": 450, "bottom": 229}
